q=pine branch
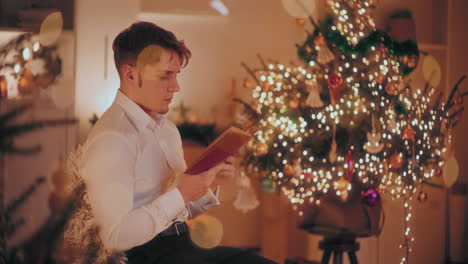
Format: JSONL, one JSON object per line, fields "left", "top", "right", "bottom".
{"left": 0, "top": 104, "right": 31, "bottom": 125}
{"left": 256, "top": 54, "right": 269, "bottom": 72}
{"left": 241, "top": 62, "right": 260, "bottom": 84}
{"left": 0, "top": 144, "right": 42, "bottom": 155}
{"left": 5, "top": 218, "right": 25, "bottom": 238}
{"left": 445, "top": 75, "right": 466, "bottom": 108}
{"left": 0, "top": 104, "right": 77, "bottom": 155}
{"left": 232, "top": 98, "right": 260, "bottom": 119}
{"left": 5, "top": 177, "right": 45, "bottom": 217}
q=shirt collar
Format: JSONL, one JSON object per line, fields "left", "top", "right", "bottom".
{"left": 114, "top": 90, "right": 167, "bottom": 131}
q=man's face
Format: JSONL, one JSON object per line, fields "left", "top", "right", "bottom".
{"left": 129, "top": 48, "right": 181, "bottom": 114}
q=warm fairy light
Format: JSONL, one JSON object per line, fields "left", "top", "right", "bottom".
{"left": 33, "top": 42, "right": 40, "bottom": 52}
{"left": 22, "top": 47, "right": 31, "bottom": 60}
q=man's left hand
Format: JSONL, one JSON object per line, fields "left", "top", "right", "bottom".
{"left": 211, "top": 156, "right": 235, "bottom": 188}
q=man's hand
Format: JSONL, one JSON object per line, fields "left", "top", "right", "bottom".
{"left": 211, "top": 156, "right": 235, "bottom": 188}
{"left": 177, "top": 159, "right": 233, "bottom": 203}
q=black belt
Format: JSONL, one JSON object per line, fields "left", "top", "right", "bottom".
{"left": 157, "top": 221, "right": 188, "bottom": 238}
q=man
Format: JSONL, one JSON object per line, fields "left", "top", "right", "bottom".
{"left": 80, "top": 22, "right": 276, "bottom": 264}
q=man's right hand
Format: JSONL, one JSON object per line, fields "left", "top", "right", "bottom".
{"left": 177, "top": 163, "right": 222, "bottom": 203}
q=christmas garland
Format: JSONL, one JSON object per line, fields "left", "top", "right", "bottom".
{"left": 298, "top": 14, "right": 419, "bottom": 76}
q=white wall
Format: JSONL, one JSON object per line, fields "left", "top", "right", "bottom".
{"left": 74, "top": 0, "right": 139, "bottom": 141}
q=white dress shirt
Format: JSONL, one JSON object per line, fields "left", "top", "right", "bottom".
{"left": 79, "top": 91, "right": 220, "bottom": 252}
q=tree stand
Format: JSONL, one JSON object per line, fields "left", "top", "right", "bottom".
{"left": 319, "top": 236, "right": 359, "bottom": 264}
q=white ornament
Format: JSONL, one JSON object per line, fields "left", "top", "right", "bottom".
{"left": 233, "top": 172, "right": 260, "bottom": 213}
{"left": 293, "top": 158, "right": 302, "bottom": 178}
{"left": 364, "top": 132, "right": 384, "bottom": 154}
{"left": 25, "top": 59, "right": 47, "bottom": 76}
{"left": 305, "top": 82, "right": 324, "bottom": 108}
{"left": 317, "top": 45, "right": 335, "bottom": 64}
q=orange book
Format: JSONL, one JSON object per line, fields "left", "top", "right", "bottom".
{"left": 185, "top": 126, "right": 252, "bottom": 174}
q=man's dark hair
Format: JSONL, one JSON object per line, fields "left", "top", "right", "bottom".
{"left": 112, "top": 22, "right": 191, "bottom": 74}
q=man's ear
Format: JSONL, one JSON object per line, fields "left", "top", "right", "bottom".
{"left": 121, "top": 64, "right": 137, "bottom": 83}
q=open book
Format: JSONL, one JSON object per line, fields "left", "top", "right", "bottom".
{"left": 185, "top": 126, "right": 252, "bottom": 174}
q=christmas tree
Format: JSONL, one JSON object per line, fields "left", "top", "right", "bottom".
{"left": 236, "top": 0, "right": 466, "bottom": 263}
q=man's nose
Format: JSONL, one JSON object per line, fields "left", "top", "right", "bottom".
{"left": 168, "top": 79, "right": 180, "bottom": 92}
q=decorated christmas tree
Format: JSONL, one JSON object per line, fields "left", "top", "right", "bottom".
{"left": 236, "top": 0, "right": 466, "bottom": 263}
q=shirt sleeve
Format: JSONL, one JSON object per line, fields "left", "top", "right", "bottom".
{"left": 186, "top": 186, "right": 221, "bottom": 219}
{"left": 80, "top": 132, "right": 187, "bottom": 252}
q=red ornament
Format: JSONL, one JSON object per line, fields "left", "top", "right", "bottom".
{"left": 389, "top": 151, "right": 404, "bottom": 169}
{"left": 328, "top": 73, "right": 342, "bottom": 105}
{"left": 377, "top": 45, "right": 388, "bottom": 58}
{"left": 314, "top": 33, "right": 326, "bottom": 46}
{"left": 346, "top": 150, "right": 354, "bottom": 181}
{"left": 304, "top": 172, "right": 313, "bottom": 179}
{"left": 403, "top": 124, "right": 415, "bottom": 140}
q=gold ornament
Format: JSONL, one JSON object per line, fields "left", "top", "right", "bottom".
{"left": 295, "top": 18, "right": 306, "bottom": 27}
{"left": 284, "top": 164, "right": 295, "bottom": 176}
{"left": 375, "top": 74, "right": 385, "bottom": 84}
{"left": 289, "top": 98, "right": 300, "bottom": 109}
{"left": 389, "top": 151, "right": 404, "bottom": 169}
{"left": 242, "top": 78, "right": 253, "bottom": 89}
{"left": 385, "top": 82, "right": 398, "bottom": 95}
{"left": 18, "top": 70, "right": 36, "bottom": 96}
{"left": 253, "top": 142, "right": 268, "bottom": 156}
{"left": 417, "top": 191, "right": 428, "bottom": 203}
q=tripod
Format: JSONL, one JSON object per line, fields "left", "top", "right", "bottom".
{"left": 319, "top": 236, "right": 359, "bottom": 264}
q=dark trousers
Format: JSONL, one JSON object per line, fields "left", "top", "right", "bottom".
{"left": 125, "top": 232, "right": 278, "bottom": 264}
